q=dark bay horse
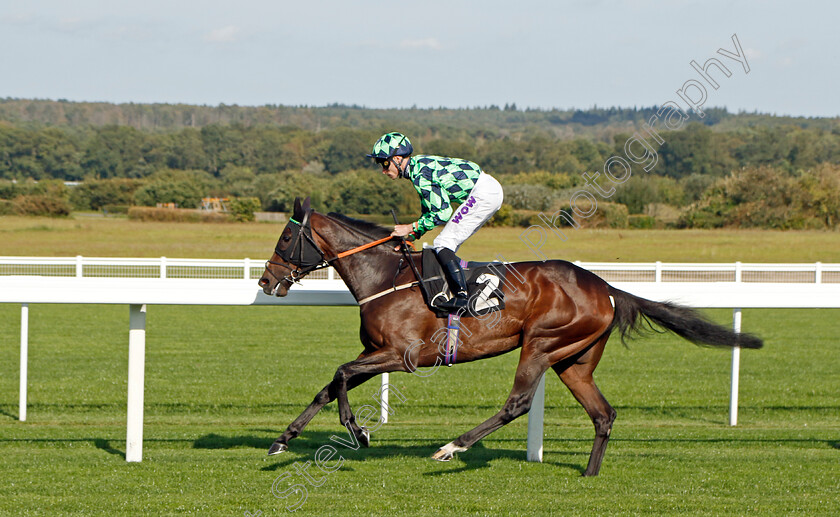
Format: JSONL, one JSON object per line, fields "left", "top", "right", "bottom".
{"left": 258, "top": 197, "right": 762, "bottom": 476}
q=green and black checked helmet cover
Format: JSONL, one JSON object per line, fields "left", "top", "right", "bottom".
{"left": 367, "top": 132, "right": 413, "bottom": 159}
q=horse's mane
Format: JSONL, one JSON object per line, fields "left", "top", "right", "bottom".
{"left": 326, "top": 212, "right": 393, "bottom": 240}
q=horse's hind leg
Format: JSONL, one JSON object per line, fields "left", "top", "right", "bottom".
{"left": 432, "top": 348, "right": 548, "bottom": 461}
{"left": 552, "top": 333, "right": 616, "bottom": 476}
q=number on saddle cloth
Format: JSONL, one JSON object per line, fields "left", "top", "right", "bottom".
{"left": 419, "top": 248, "right": 506, "bottom": 318}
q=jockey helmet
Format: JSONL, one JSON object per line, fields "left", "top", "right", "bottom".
{"left": 366, "top": 132, "right": 413, "bottom": 159}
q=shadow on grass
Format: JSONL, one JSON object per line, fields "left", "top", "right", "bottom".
{"left": 420, "top": 442, "right": 588, "bottom": 476}
{"left": 8, "top": 426, "right": 827, "bottom": 462}
{"left": 193, "top": 433, "right": 271, "bottom": 450}
{"left": 93, "top": 438, "right": 125, "bottom": 459}
{"left": 187, "top": 427, "right": 840, "bottom": 476}
{"left": 213, "top": 430, "right": 588, "bottom": 475}
{"left": 0, "top": 406, "right": 19, "bottom": 420}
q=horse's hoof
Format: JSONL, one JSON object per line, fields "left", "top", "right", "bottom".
{"left": 431, "top": 448, "right": 454, "bottom": 462}
{"left": 359, "top": 427, "right": 370, "bottom": 448}
{"left": 431, "top": 441, "right": 467, "bottom": 462}
{"left": 268, "top": 442, "right": 288, "bottom": 456}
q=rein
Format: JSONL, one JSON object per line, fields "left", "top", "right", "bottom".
{"left": 336, "top": 235, "right": 395, "bottom": 259}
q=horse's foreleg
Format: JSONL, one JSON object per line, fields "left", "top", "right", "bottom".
{"left": 268, "top": 372, "right": 376, "bottom": 455}
{"left": 553, "top": 334, "right": 615, "bottom": 476}
{"left": 332, "top": 351, "right": 406, "bottom": 450}
{"left": 432, "top": 348, "right": 548, "bottom": 461}
{"left": 269, "top": 349, "right": 406, "bottom": 456}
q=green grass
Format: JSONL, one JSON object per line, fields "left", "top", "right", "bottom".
{"left": 1, "top": 216, "right": 838, "bottom": 514}
{"left": 0, "top": 304, "right": 837, "bottom": 515}
{"left": 1, "top": 214, "right": 840, "bottom": 262}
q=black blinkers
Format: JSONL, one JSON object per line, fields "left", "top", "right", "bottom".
{"left": 276, "top": 209, "right": 325, "bottom": 269}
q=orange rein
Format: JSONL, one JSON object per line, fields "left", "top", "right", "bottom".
{"left": 334, "top": 235, "right": 415, "bottom": 259}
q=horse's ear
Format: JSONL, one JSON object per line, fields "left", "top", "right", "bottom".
{"left": 302, "top": 197, "right": 311, "bottom": 212}
{"left": 293, "top": 197, "right": 302, "bottom": 215}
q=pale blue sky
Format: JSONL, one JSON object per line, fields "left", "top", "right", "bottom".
{"left": 1, "top": 0, "right": 837, "bottom": 117}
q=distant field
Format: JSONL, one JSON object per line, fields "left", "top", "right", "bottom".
{"left": 0, "top": 305, "right": 837, "bottom": 515}
{"left": 2, "top": 215, "right": 840, "bottom": 262}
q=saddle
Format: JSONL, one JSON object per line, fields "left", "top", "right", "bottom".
{"left": 418, "top": 248, "right": 507, "bottom": 318}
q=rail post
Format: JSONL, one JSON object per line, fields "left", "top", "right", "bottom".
{"left": 380, "top": 373, "right": 389, "bottom": 424}
{"left": 19, "top": 303, "right": 29, "bottom": 421}
{"left": 126, "top": 304, "right": 147, "bottom": 462}
{"left": 729, "top": 308, "right": 742, "bottom": 426}
{"left": 527, "top": 373, "right": 546, "bottom": 462}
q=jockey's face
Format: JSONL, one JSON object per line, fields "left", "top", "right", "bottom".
{"left": 380, "top": 156, "right": 402, "bottom": 180}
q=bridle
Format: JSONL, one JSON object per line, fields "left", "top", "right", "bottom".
{"left": 264, "top": 209, "right": 325, "bottom": 290}
{"left": 263, "top": 209, "right": 403, "bottom": 295}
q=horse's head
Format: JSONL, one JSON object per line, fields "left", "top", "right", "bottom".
{"left": 258, "top": 197, "right": 326, "bottom": 296}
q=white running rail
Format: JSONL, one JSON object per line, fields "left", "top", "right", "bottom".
{"left": 3, "top": 256, "right": 838, "bottom": 283}
{"left": 2, "top": 257, "right": 839, "bottom": 463}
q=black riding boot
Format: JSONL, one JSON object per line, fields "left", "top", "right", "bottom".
{"left": 436, "top": 249, "right": 469, "bottom": 312}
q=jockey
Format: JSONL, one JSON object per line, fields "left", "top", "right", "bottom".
{"left": 367, "top": 132, "right": 504, "bottom": 311}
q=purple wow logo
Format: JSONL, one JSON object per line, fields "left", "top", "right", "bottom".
{"left": 452, "top": 196, "right": 476, "bottom": 224}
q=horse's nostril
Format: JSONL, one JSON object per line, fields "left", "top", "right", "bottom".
{"left": 258, "top": 278, "right": 269, "bottom": 286}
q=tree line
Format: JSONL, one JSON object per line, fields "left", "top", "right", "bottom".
{"left": 1, "top": 99, "right": 839, "bottom": 229}
{"left": 3, "top": 120, "right": 839, "bottom": 180}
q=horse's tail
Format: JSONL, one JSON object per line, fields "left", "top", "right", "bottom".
{"left": 607, "top": 286, "right": 763, "bottom": 349}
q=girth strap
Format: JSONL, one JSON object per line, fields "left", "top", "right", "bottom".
{"left": 357, "top": 281, "right": 420, "bottom": 305}
{"left": 445, "top": 313, "right": 461, "bottom": 366}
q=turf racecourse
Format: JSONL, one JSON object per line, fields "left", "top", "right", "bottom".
{"left": 0, "top": 216, "right": 838, "bottom": 515}
{"left": 0, "top": 305, "right": 837, "bottom": 516}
